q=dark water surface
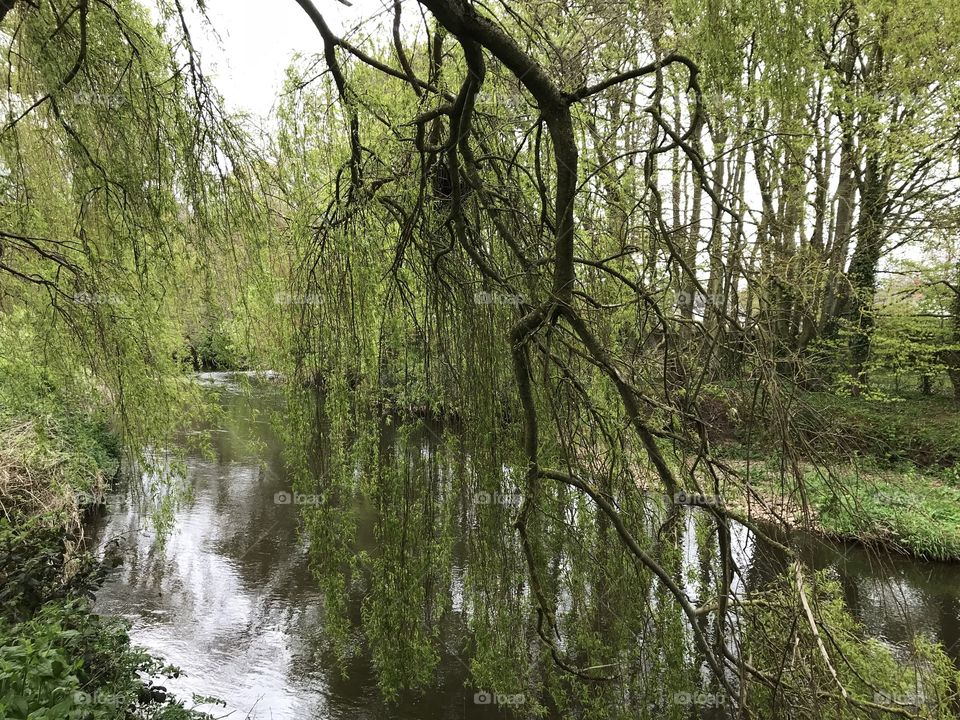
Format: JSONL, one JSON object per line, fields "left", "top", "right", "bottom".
{"left": 86, "top": 373, "right": 960, "bottom": 718}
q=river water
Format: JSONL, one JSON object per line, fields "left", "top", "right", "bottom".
{"left": 86, "top": 373, "right": 960, "bottom": 718}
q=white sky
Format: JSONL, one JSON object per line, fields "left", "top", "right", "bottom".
{"left": 184, "top": 0, "right": 389, "bottom": 119}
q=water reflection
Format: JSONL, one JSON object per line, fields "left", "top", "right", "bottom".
{"left": 777, "top": 532, "right": 960, "bottom": 666}
{"left": 88, "top": 375, "right": 511, "bottom": 719}
{"left": 87, "top": 373, "right": 960, "bottom": 718}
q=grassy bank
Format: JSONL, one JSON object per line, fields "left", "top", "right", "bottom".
{"left": 736, "top": 459, "right": 960, "bottom": 561}
{"left": 0, "top": 383, "right": 217, "bottom": 719}
{"left": 710, "top": 387, "right": 960, "bottom": 561}
{"left": 795, "top": 392, "right": 960, "bottom": 469}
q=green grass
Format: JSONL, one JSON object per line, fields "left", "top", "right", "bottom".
{"left": 810, "top": 465, "right": 960, "bottom": 561}
{"left": 799, "top": 393, "right": 960, "bottom": 468}
{"left": 739, "top": 461, "right": 960, "bottom": 562}
{"left": 706, "top": 385, "right": 960, "bottom": 560}
{"left": 702, "top": 379, "right": 960, "bottom": 468}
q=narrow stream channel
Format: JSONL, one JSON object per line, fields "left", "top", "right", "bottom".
{"left": 85, "top": 373, "right": 960, "bottom": 718}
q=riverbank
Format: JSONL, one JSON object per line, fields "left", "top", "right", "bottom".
{"left": 707, "top": 387, "right": 960, "bottom": 562}
{"left": 0, "top": 388, "right": 216, "bottom": 719}
{"left": 724, "top": 459, "right": 960, "bottom": 562}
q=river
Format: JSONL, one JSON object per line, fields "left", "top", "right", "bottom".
{"left": 85, "top": 373, "right": 960, "bottom": 718}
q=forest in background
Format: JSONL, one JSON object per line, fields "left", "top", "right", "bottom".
{"left": 2, "top": 0, "right": 960, "bottom": 718}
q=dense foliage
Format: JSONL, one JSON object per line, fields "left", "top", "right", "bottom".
{"left": 2, "top": 0, "right": 960, "bottom": 717}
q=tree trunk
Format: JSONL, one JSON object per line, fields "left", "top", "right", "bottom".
{"left": 818, "top": 34, "right": 859, "bottom": 340}
{"left": 845, "top": 151, "right": 887, "bottom": 393}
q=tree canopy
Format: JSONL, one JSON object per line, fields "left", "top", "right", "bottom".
{"left": 3, "top": 0, "right": 960, "bottom": 718}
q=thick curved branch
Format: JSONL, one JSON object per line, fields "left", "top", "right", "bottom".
{"left": 568, "top": 52, "right": 701, "bottom": 103}
{"left": 418, "top": 0, "right": 577, "bottom": 302}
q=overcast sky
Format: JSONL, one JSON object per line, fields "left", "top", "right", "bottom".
{"left": 185, "top": 0, "right": 387, "bottom": 119}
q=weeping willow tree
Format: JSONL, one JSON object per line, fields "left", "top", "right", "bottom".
{"left": 4, "top": 0, "right": 959, "bottom": 718}
{"left": 0, "top": 0, "right": 257, "bottom": 462}
{"left": 218, "top": 0, "right": 960, "bottom": 718}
